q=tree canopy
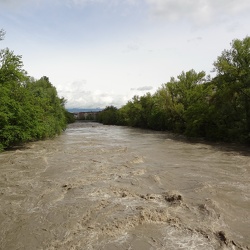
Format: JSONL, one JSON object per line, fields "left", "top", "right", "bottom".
{"left": 0, "top": 33, "right": 73, "bottom": 151}
{"left": 97, "top": 36, "right": 250, "bottom": 144}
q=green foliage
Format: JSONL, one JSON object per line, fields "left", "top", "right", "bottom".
{"left": 212, "top": 36, "right": 250, "bottom": 142}
{"left": 98, "top": 36, "right": 250, "bottom": 144}
{"left": 65, "top": 111, "right": 75, "bottom": 123}
{"left": 0, "top": 48, "right": 68, "bottom": 151}
{"left": 97, "top": 106, "right": 118, "bottom": 125}
{"left": 162, "top": 70, "right": 206, "bottom": 133}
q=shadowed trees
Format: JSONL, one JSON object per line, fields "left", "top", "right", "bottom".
{"left": 97, "top": 106, "right": 118, "bottom": 125}
{"left": 210, "top": 36, "right": 250, "bottom": 142}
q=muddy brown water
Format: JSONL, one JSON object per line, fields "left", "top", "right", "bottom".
{"left": 0, "top": 122, "right": 249, "bottom": 250}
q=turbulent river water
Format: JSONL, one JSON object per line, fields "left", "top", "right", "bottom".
{"left": 0, "top": 122, "right": 249, "bottom": 250}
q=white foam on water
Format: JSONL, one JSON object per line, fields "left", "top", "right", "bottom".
{"left": 161, "top": 226, "right": 216, "bottom": 250}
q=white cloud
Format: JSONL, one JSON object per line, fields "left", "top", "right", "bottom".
{"left": 0, "top": 0, "right": 101, "bottom": 9}
{"left": 131, "top": 86, "right": 153, "bottom": 91}
{"left": 61, "top": 89, "right": 129, "bottom": 109}
{"left": 64, "top": 0, "right": 103, "bottom": 7}
{"left": 58, "top": 80, "right": 128, "bottom": 108}
{"left": 145, "top": 0, "right": 250, "bottom": 26}
{"left": 124, "top": 42, "right": 141, "bottom": 53}
{"left": 58, "top": 79, "right": 156, "bottom": 108}
{"left": 2, "top": 0, "right": 250, "bottom": 109}
{"left": 2, "top": 0, "right": 250, "bottom": 19}
{"left": 63, "top": 0, "right": 139, "bottom": 8}
{"left": 0, "top": 0, "right": 43, "bottom": 7}
{"left": 187, "top": 36, "right": 203, "bottom": 43}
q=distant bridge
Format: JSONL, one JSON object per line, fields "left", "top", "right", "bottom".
{"left": 73, "top": 111, "right": 100, "bottom": 120}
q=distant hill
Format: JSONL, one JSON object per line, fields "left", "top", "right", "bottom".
{"left": 67, "top": 108, "right": 103, "bottom": 113}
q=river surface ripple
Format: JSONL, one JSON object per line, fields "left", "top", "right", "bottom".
{"left": 0, "top": 122, "right": 249, "bottom": 250}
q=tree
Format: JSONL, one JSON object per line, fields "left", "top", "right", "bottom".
{"left": 164, "top": 69, "right": 207, "bottom": 133}
{"left": 184, "top": 81, "right": 214, "bottom": 137}
{"left": 119, "top": 94, "right": 153, "bottom": 128}
{"left": 25, "top": 76, "right": 67, "bottom": 137}
{"left": 97, "top": 106, "right": 118, "bottom": 125}
{"left": 64, "top": 110, "right": 75, "bottom": 123}
{"left": 95, "top": 36, "right": 250, "bottom": 144}
{"left": 0, "top": 48, "right": 67, "bottom": 150}
{"left": 0, "top": 48, "right": 30, "bottom": 150}
{"left": 212, "top": 36, "right": 250, "bottom": 142}
{"left": 149, "top": 86, "right": 172, "bottom": 130}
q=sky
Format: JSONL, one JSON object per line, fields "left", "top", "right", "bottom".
{"left": 1, "top": 0, "right": 250, "bottom": 109}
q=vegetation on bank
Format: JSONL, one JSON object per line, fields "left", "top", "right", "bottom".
{"left": 97, "top": 36, "right": 250, "bottom": 144}
{"left": 0, "top": 30, "right": 74, "bottom": 151}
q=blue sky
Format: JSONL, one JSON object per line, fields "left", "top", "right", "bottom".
{"left": 1, "top": 0, "right": 250, "bottom": 108}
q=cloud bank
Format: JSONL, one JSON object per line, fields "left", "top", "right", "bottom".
{"left": 58, "top": 80, "right": 126, "bottom": 108}
{"left": 131, "top": 86, "right": 153, "bottom": 91}
{"left": 58, "top": 80, "right": 155, "bottom": 108}
{"left": 2, "top": 0, "right": 250, "bottom": 27}
{"left": 2, "top": 0, "right": 249, "bottom": 109}
{"left": 146, "top": 0, "right": 250, "bottom": 26}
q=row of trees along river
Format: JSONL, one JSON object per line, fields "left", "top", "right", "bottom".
{"left": 98, "top": 36, "right": 250, "bottom": 145}
{"left": 1, "top": 27, "right": 250, "bottom": 150}
{"left": 0, "top": 29, "right": 74, "bottom": 152}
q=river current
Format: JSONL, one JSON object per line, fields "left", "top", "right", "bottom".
{"left": 0, "top": 122, "right": 249, "bottom": 250}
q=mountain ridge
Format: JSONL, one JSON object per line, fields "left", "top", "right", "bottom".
{"left": 67, "top": 108, "right": 102, "bottom": 113}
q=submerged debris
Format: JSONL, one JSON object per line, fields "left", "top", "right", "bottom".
{"left": 163, "top": 192, "right": 183, "bottom": 205}
{"left": 216, "top": 230, "right": 228, "bottom": 245}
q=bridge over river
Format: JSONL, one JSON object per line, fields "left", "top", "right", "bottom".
{"left": 73, "top": 111, "right": 100, "bottom": 120}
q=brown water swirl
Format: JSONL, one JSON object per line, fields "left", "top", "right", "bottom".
{"left": 0, "top": 122, "right": 249, "bottom": 249}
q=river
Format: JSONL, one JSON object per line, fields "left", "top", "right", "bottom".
{"left": 0, "top": 122, "right": 249, "bottom": 250}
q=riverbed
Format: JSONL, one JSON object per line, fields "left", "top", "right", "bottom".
{"left": 0, "top": 122, "right": 249, "bottom": 249}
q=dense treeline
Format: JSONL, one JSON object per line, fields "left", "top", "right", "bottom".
{"left": 0, "top": 32, "right": 74, "bottom": 151}
{"left": 97, "top": 36, "right": 250, "bottom": 144}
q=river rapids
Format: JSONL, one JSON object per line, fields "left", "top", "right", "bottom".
{"left": 0, "top": 122, "right": 249, "bottom": 250}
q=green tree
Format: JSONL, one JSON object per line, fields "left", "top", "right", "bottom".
{"left": 121, "top": 95, "right": 148, "bottom": 128}
{"left": 0, "top": 49, "right": 67, "bottom": 151}
{"left": 164, "top": 69, "right": 207, "bottom": 133}
{"left": 150, "top": 85, "right": 174, "bottom": 131}
{"left": 212, "top": 36, "right": 250, "bottom": 142}
{"left": 64, "top": 110, "right": 75, "bottom": 123}
{"left": 184, "top": 81, "right": 214, "bottom": 137}
{"left": 0, "top": 48, "right": 30, "bottom": 150}
{"left": 121, "top": 93, "right": 154, "bottom": 128}
{"left": 96, "top": 36, "right": 250, "bottom": 144}
{"left": 97, "top": 106, "right": 118, "bottom": 125}
{"left": 25, "top": 76, "right": 67, "bottom": 138}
